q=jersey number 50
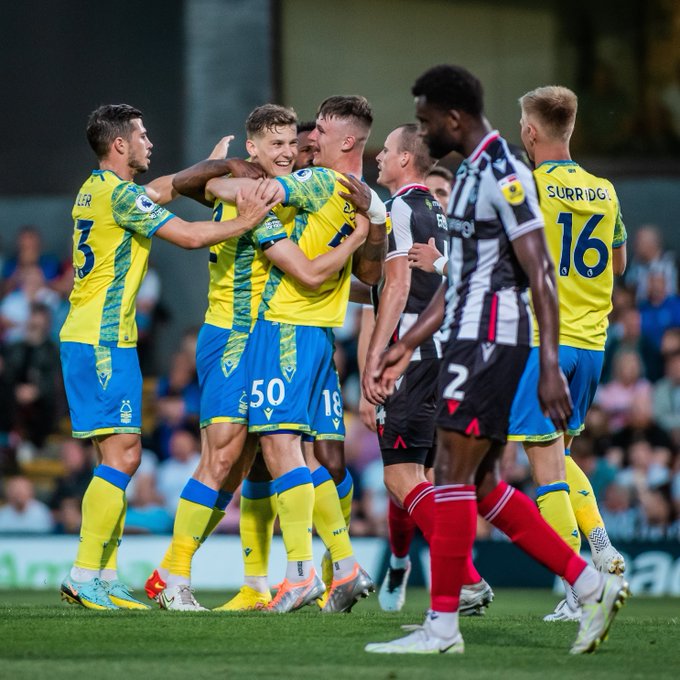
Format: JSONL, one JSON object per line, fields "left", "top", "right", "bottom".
{"left": 557, "top": 212, "right": 608, "bottom": 279}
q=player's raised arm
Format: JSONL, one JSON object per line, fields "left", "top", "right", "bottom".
{"left": 511, "top": 229, "right": 572, "bottom": 430}
{"left": 155, "top": 179, "right": 279, "bottom": 249}
{"left": 144, "top": 174, "right": 178, "bottom": 206}
{"left": 338, "top": 175, "right": 387, "bottom": 285}
{"left": 207, "top": 175, "right": 284, "bottom": 205}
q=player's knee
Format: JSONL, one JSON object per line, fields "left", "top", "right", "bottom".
{"left": 116, "top": 447, "right": 142, "bottom": 476}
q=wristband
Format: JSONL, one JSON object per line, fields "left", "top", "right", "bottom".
{"left": 433, "top": 255, "right": 448, "bottom": 276}
{"left": 366, "top": 189, "right": 387, "bottom": 224}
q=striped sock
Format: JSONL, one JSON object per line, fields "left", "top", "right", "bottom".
{"left": 478, "top": 481, "right": 586, "bottom": 586}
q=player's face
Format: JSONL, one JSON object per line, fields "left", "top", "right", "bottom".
{"left": 309, "top": 115, "right": 345, "bottom": 168}
{"left": 426, "top": 174, "right": 451, "bottom": 208}
{"left": 415, "top": 96, "right": 459, "bottom": 159}
{"left": 294, "top": 130, "right": 316, "bottom": 170}
{"left": 248, "top": 125, "right": 298, "bottom": 177}
{"left": 375, "top": 129, "right": 403, "bottom": 188}
{"left": 127, "top": 118, "right": 153, "bottom": 174}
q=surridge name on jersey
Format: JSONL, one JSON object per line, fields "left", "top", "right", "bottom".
{"left": 545, "top": 185, "right": 612, "bottom": 201}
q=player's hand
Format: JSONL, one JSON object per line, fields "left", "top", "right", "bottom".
{"left": 359, "top": 395, "right": 377, "bottom": 432}
{"left": 235, "top": 179, "right": 280, "bottom": 227}
{"left": 408, "top": 238, "right": 442, "bottom": 273}
{"left": 375, "top": 341, "right": 413, "bottom": 396}
{"left": 338, "top": 175, "right": 371, "bottom": 214}
{"left": 208, "top": 135, "right": 234, "bottom": 159}
{"left": 538, "top": 366, "right": 573, "bottom": 433}
{"left": 362, "top": 353, "right": 387, "bottom": 405}
{"left": 227, "top": 158, "right": 267, "bottom": 180}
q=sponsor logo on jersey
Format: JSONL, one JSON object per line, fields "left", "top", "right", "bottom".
{"left": 498, "top": 174, "right": 525, "bottom": 206}
{"left": 293, "top": 168, "right": 313, "bottom": 182}
{"left": 135, "top": 193, "right": 156, "bottom": 213}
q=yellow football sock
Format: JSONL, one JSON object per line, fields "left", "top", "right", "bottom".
{"left": 159, "top": 490, "right": 232, "bottom": 575}
{"left": 101, "top": 499, "right": 126, "bottom": 573}
{"left": 240, "top": 480, "right": 277, "bottom": 578}
{"left": 565, "top": 454, "right": 605, "bottom": 536}
{"left": 312, "top": 467, "right": 353, "bottom": 561}
{"left": 536, "top": 480, "right": 581, "bottom": 553}
{"left": 168, "top": 479, "right": 218, "bottom": 579}
{"left": 336, "top": 468, "right": 353, "bottom": 527}
{"left": 75, "top": 466, "right": 130, "bottom": 571}
{"left": 274, "top": 467, "right": 314, "bottom": 563}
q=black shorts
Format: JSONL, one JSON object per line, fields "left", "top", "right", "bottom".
{"left": 378, "top": 358, "right": 439, "bottom": 467}
{"left": 435, "top": 340, "right": 530, "bottom": 444}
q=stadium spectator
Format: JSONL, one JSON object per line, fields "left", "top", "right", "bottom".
{"left": 0, "top": 266, "right": 60, "bottom": 344}
{"left": 652, "top": 346, "right": 680, "bottom": 445}
{"left": 637, "top": 487, "right": 674, "bottom": 540}
{"left": 596, "top": 348, "right": 653, "bottom": 431}
{"left": 1, "top": 225, "right": 61, "bottom": 297}
{"left": 156, "top": 427, "right": 200, "bottom": 516}
{"left": 616, "top": 440, "right": 671, "bottom": 497}
{"left": 136, "top": 264, "right": 166, "bottom": 376}
{"left": 125, "top": 452, "right": 172, "bottom": 534}
{"left": 602, "top": 306, "right": 661, "bottom": 382}
{"left": 150, "top": 348, "right": 200, "bottom": 460}
{"left": 2, "top": 303, "right": 62, "bottom": 448}
{"left": 48, "top": 439, "right": 94, "bottom": 512}
{"left": 0, "top": 476, "right": 53, "bottom": 533}
{"left": 639, "top": 268, "right": 680, "bottom": 354}
{"left": 625, "top": 224, "right": 677, "bottom": 303}
{"left": 54, "top": 496, "right": 83, "bottom": 535}
{"left": 598, "top": 483, "right": 639, "bottom": 542}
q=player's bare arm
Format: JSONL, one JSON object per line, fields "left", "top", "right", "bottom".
{"left": 362, "top": 256, "right": 411, "bottom": 405}
{"left": 376, "top": 282, "right": 446, "bottom": 395}
{"left": 357, "top": 306, "right": 378, "bottom": 431}
{"left": 613, "top": 244, "right": 627, "bottom": 276}
{"left": 155, "top": 179, "right": 279, "bottom": 249}
{"left": 207, "top": 175, "right": 283, "bottom": 205}
{"left": 512, "top": 228, "right": 572, "bottom": 431}
{"left": 408, "top": 237, "right": 447, "bottom": 275}
{"left": 338, "top": 175, "right": 387, "bottom": 286}
{"left": 264, "top": 215, "right": 368, "bottom": 290}
{"left": 350, "top": 279, "right": 372, "bottom": 304}
{"left": 144, "top": 174, "right": 178, "bottom": 206}
{"left": 174, "top": 157, "right": 266, "bottom": 207}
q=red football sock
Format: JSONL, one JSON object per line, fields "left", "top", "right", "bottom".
{"left": 404, "top": 481, "right": 434, "bottom": 543}
{"left": 430, "top": 484, "right": 477, "bottom": 613}
{"left": 463, "top": 554, "right": 482, "bottom": 584}
{"left": 478, "top": 481, "right": 586, "bottom": 585}
{"left": 387, "top": 498, "right": 416, "bottom": 558}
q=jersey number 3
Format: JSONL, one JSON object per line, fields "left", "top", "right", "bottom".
{"left": 75, "top": 219, "right": 95, "bottom": 279}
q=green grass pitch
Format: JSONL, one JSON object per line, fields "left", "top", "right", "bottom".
{"left": 0, "top": 588, "right": 677, "bottom": 679}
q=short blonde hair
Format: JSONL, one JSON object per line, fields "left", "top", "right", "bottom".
{"left": 519, "top": 86, "right": 577, "bottom": 142}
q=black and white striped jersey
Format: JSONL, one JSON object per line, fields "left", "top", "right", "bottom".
{"left": 444, "top": 131, "right": 543, "bottom": 347}
{"left": 374, "top": 183, "right": 449, "bottom": 360}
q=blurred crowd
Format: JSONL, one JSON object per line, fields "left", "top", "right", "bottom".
{"left": 1, "top": 222, "right": 679, "bottom": 544}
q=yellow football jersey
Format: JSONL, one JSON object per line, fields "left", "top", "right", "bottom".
{"left": 204, "top": 201, "right": 294, "bottom": 330}
{"left": 60, "top": 170, "right": 173, "bottom": 347}
{"left": 533, "top": 161, "right": 626, "bottom": 350}
{"left": 258, "top": 167, "right": 357, "bottom": 327}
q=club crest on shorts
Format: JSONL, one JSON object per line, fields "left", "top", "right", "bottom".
{"left": 120, "top": 399, "right": 133, "bottom": 424}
